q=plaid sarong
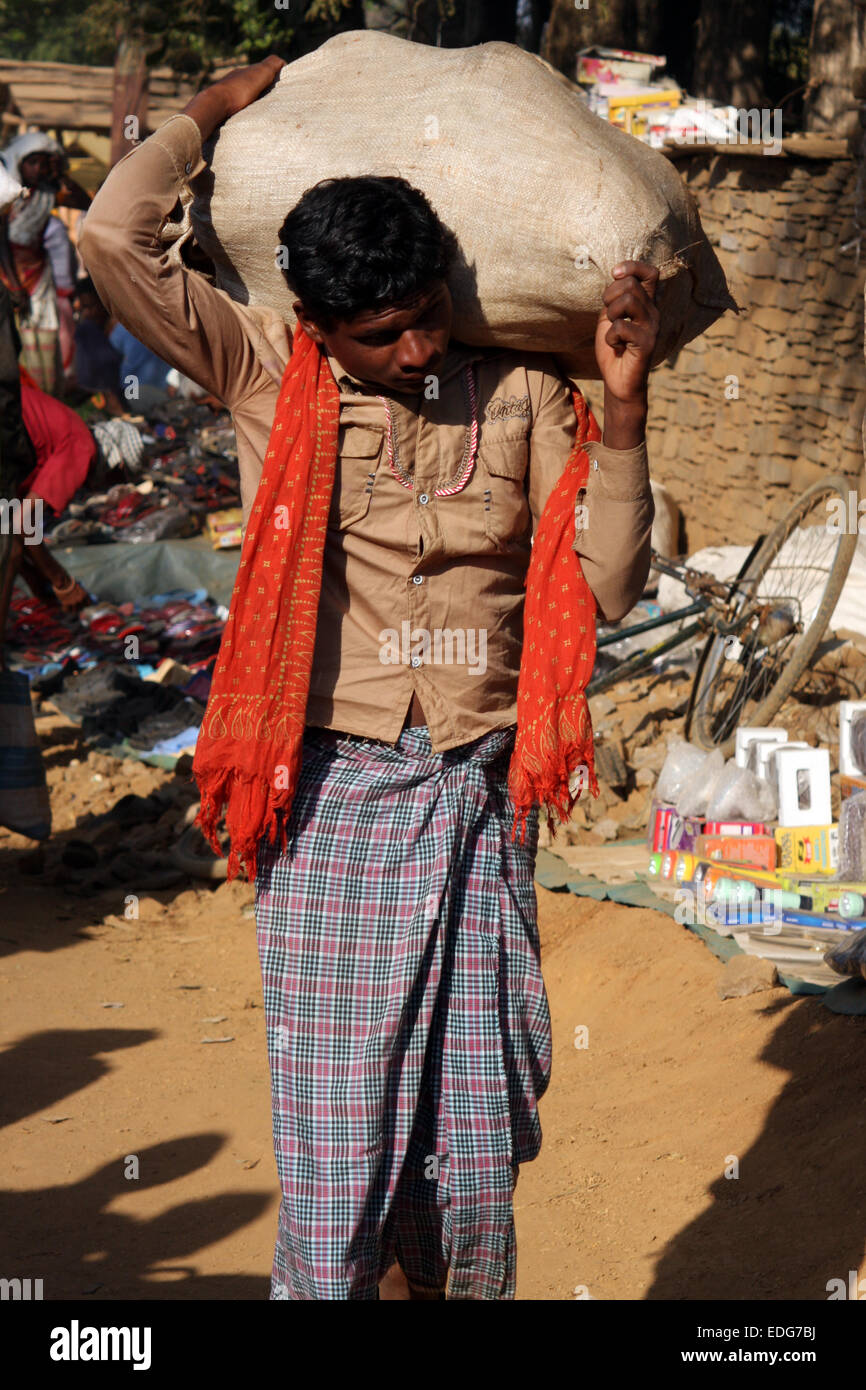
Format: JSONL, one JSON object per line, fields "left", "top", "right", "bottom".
{"left": 255, "top": 721, "right": 550, "bottom": 1300}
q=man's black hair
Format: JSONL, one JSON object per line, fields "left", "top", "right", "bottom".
{"left": 277, "top": 175, "right": 458, "bottom": 325}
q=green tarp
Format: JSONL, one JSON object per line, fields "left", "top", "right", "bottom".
{"left": 55, "top": 536, "right": 240, "bottom": 609}
{"left": 534, "top": 841, "right": 824, "bottom": 997}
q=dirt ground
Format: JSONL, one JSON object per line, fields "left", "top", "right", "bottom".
{"left": 1, "top": 715, "right": 865, "bottom": 1302}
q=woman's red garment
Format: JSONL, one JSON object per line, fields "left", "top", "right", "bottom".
{"left": 19, "top": 370, "right": 96, "bottom": 514}
{"left": 194, "top": 325, "right": 599, "bottom": 880}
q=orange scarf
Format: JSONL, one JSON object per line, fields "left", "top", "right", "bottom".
{"left": 194, "top": 326, "right": 599, "bottom": 879}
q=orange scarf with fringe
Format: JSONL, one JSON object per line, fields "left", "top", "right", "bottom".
{"left": 194, "top": 325, "right": 600, "bottom": 879}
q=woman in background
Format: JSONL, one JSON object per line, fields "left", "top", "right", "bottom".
{"left": 0, "top": 133, "right": 89, "bottom": 394}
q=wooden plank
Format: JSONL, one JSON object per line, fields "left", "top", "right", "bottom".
{"left": 9, "top": 81, "right": 114, "bottom": 101}
{"left": 0, "top": 60, "right": 114, "bottom": 81}
{"left": 11, "top": 99, "right": 112, "bottom": 130}
{"left": 546, "top": 842, "right": 650, "bottom": 885}
{"left": 663, "top": 136, "right": 851, "bottom": 161}
{"left": 1, "top": 56, "right": 241, "bottom": 133}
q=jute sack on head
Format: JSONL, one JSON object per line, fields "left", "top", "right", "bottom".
{"left": 190, "top": 31, "right": 735, "bottom": 378}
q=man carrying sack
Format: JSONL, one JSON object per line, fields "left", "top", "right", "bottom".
{"left": 81, "top": 54, "right": 658, "bottom": 1301}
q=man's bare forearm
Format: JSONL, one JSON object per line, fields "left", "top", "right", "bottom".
{"left": 183, "top": 88, "right": 233, "bottom": 142}
{"left": 602, "top": 387, "right": 648, "bottom": 451}
{"left": 183, "top": 55, "right": 285, "bottom": 141}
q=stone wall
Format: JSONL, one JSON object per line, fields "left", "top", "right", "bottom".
{"left": 641, "top": 150, "right": 865, "bottom": 553}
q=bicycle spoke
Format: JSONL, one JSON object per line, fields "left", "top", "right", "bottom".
{"left": 687, "top": 477, "right": 857, "bottom": 752}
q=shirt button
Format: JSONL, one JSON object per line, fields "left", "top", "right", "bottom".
{"left": 185, "top": 161, "right": 193, "bottom": 175}
{"left": 418, "top": 493, "right": 429, "bottom": 505}
{"left": 411, "top": 656, "right": 422, "bottom": 668}
{"left": 592, "top": 458, "right": 599, "bottom": 470}
{"left": 412, "top": 575, "right": 423, "bottom": 585}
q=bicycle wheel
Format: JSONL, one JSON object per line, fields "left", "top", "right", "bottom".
{"left": 685, "top": 474, "right": 860, "bottom": 756}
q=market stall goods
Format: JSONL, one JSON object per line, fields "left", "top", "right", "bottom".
{"left": 190, "top": 31, "right": 735, "bottom": 379}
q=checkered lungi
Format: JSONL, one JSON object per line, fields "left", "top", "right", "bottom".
{"left": 255, "top": 722, "right": 550, "bottom": 1301}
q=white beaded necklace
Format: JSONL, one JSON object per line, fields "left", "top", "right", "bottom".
{"left": 377, "top": 365, "right": 479, "bottom": 497}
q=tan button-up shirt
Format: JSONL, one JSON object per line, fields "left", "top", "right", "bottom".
{"left": 80, "top": 114, "right": 655, "bottom": 752}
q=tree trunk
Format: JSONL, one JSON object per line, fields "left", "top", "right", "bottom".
{"left": 804, "top": 0, "right": 866, "bottom": 138}
{"left": 363, "top": 0, "right": 441, "bottom": 43}
{"left": 111, "top": 33, "right": 148, "bottom": 167}
{"left": 542, "top": 0, "right": 666, "bottom": 80}
{"left": 455, "top": 0, "right": 519, "bottom": 44}
{"left": 692, "top": 0, "right": 773, "bottom": 108}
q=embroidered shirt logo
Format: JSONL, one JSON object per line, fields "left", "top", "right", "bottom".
{"left": 485, "top": 393, "right": 531, "bottom": 424}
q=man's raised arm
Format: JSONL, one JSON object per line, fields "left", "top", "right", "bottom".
{"left": 78, "top": 56, "right": 285, "bottom": 409}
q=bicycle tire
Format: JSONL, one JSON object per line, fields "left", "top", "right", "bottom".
{"left": 685, "top": 474, "right": 860, "bottom": 756}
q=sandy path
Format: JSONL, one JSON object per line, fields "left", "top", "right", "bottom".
{"left": 1, "top": 734, "right": 864, "bottom": 1300}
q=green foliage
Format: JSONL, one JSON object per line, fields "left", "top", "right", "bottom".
{"left": 0, "top": 0, "right": 330, "bottom": 70}
{"left": 0, "top": 0, "right": 117, "bottom": 64}
{"left": 767, "top": 0, "right": 813, "bottom": 110}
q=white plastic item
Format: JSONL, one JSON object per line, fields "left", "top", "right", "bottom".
{"left": 735, "top": 726, "right": 787, "bottom": 770}
{"left": 749, "top": 737, "right": 791, "bottom": 781}
{"left": 775, "top": 746, "right": 832, "bottom": 827}
{"left": 839, "top": 701, "right": 866, "bottom": 777}
{"left": 655, "top": 739, "right": 708, "bottom": 807}
{"left": 0, "top": 164, "right": 23, "bottom": 213}
{"left": 680, "top": 749, "right": 725, "bottom": 817}
{"left": 768, "top": 741, "right": 809, "bottom": 778}
{"left": 705, "top": 758, "right": 777, "bottom": 822}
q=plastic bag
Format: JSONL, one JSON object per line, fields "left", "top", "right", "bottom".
{"left": 825, "top": 926, "right": 866, "bottom": 981}
{"left": 656, "top": 739, "right": 710, "bottom": 807}
{"left": 839, "top": 792, "right": 866, "bottom": 881}
{"left": 706, "top": 758, "right": 777, "bottom": 822}
{"left": 851, "top": 714, "right": 866, "bottom": 778}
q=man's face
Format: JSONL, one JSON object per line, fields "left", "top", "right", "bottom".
{"left": 295, "top": 281, "right": 452, "bottom": 394}
{"left": 20, "top": 152, "right": 52, "bottom": 187}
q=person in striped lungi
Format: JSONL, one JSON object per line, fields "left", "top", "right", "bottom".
{"left": 80, "top": 57, "right": 660, "bottom": 1299}
{"left": 256, "top": 724, "right": 544, "bottom": 1300}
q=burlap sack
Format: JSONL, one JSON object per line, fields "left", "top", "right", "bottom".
{"left": 190, "top": 31, "right": 735, "bottom": 378}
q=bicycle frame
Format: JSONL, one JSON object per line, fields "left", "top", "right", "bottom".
{"left": 587, "top": 602, "right": 706, "bottom": 695}
{"left": 587, "top": 538, "right": 766, "bottom": 698}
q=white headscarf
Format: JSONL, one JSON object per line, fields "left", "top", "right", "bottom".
{"left": 0, "top": 132, "right": 64, "bottom": 183}
{"left": 0, "top": 163, "right": 23, "bottom": 214}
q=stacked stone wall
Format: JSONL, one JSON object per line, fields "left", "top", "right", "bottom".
{"left": 642, "top": 152, "right": 865, "bottom": 552}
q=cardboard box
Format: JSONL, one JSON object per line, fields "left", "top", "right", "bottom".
{"left": 577, "top": 45, "right": 667, "bottom": 88}
{"left": 204, "top": 507, "right": 244, "bottom": 550}
{"left": 704, "top": 820, "right": 769, "bottom": 837}
{"left": 696, "top": 835, "right": 777, "bottom": 871}
{"left": 775, "top": 824, "right": 840, "bottom": 875}
{"left": 607, "top": 88, "right": 681, "bottom": 139}
{"left": 646, "top": 802, "right": 703, "bottom": 853}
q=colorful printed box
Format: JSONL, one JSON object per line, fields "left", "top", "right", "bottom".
{"left": 703, "top": 820, "right": 768, "bottom": 837}
{"left": 646, "top": 801, "right": 704, "bottom": 854}
{"left": 696, "top": 834, "right": 778, "bottom": 872}
{"left": 775, "top": 824, "right": 840, "bottom": 876}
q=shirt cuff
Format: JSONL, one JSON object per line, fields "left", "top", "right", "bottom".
{"left": 149, "top": 113, "right": 208, "bottom": 183}
{"left": 584, "top": 439, "right": 650, "bottom": 502}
